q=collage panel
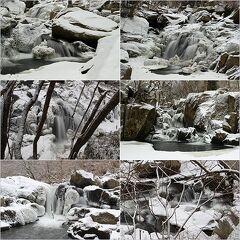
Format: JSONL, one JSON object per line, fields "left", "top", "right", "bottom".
{"left": 120, "top": 0, "right": 239, "bottom": 80}
{"left": 120, "top": 160, "right": 240, "bottom": 239}
{"left": 0, "top": 0, "right": 120, "bottom": 80}
{"left": 0, "top": 80, "right": 120, "bottom": 160}
{"left": 120, "top": 80, "right": 240, "bottom": 160}
{"left": 0, "top": 160, "right": 120, "bottom": 239}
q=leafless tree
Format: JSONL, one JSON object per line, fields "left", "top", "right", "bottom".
{"left": 14, "top": 81, "right": 44, "bottom": 159}
{"left": 33, "top": 81, "right": 56, "bottom": 159}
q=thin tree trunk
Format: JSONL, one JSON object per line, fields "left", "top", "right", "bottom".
{"left": 33, "top": 81, "right": 56, "bottom": 159}
{"left": 70, "top": 82, "right": 99, "bottom": 150}
{"left": 69, "top": 90, "right": 119, "bottom": 159}
{"left": 1, "top": 81, "right": 16, "bottom": 159}
{"left": 72, "top": 84, "right": 85, "bottom": 118}
{"left": 14, "top": 81, "right": 44, "bottom": 159}
{"left": 80, "top": 90, "right": 108, "bottom": 134}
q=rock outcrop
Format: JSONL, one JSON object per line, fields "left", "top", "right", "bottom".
{"left": 122, "top": 103, "right": 156, "bottom": 141}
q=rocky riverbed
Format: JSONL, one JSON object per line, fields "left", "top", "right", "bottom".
{"left": 0, "top": 0, "right": 120, "bottom": 80}
{"left": 0, "top": 169, "right": 120, "bottom": 239}
{"left": 121, "top": 160, "right": 240, "bottom": 240}
{"left": 120, "top": 1, "right": 239, "bottom": 80}
{"left": 121, "top": 84, "right": 239, "bottom": 160}
{"left": 0, "top": 80, "right": 120, "bottom": 160}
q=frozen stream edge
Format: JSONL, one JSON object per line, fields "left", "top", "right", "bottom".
{"left": 120, "top": 141, "right": 240, "bottom": 160}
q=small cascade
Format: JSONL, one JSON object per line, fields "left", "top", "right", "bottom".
{"left": 54, "top": 116, "right": 67, "bottom": 142}
{"left": 45, "top": 185, "right": 58, "bottom": 218}
{"left": 46, "top": 39, "right": 73, "bottom": 57}
{"left": 182, "top": 185, "right": 195, "bottom": 202}
{"left": 164, "top": 34, "right": 199, "bottom": 60}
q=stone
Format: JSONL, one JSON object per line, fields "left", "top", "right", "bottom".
{"left": 223, "top": 113, "right": 238, "bottom": 133}
{"left": 12, "top": 23, "right": 47, "bottom": 53}
{"left": 68, "top": 222, "right": 111, "bottom": 239}
{"left": 70, "top": 170, "right": 95, "bottom": 189}
{"left": 91, "top": 211, "right": 118, "bottom": 224}
{"left": 84, "top": 186, "right": 118, "bottom": 208}
{"left": 211, "top": 129, "right": 228, "bottom": 144}
{"left": 121, "top": 43, "right": 141, "bottom": 57}
{"left": 134, "top": 161, "right": 181, "bottom": 178}
{"left": 1, "top": 0, "right": 26, "bottom": 15}
{"left": 102, "top": 177, "right": 119, "bottom": 189}
{"left": 177, "top": 127, "right": 196, "bottom": 141}
{"left": 121, "top": 49, "right": 129, "bottom": 63}
{"left": 121, "top": 63, "right": 132, "bottom": 80}
{"left": 52, "top": 8, "right": 117, "bottom": 47}
{"left": 122, "top": 103, "right": 156, "bottom": 141}
{"left": 121, "top": 16, "right": 149, "bottom": 36}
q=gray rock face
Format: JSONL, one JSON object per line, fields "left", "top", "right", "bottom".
{"left": 121, "top": 63, "right": 132, "bottom": 80}
{"left": 177, "top": 127, "right": 196, "bottom": 141}
{"left": 122, "top": 103, "right": 156, "bottom": 141}
{"left": 84, "top": 186, "right": 118, "bottom": 208}
{"left": 70, "top": 170, "right": 96, "bottom": 189}
{"left": 184, "top": 90, "right": 239, "bottom": 132}
{"left": 52, "top": 8, "right": 117, "bottom": 47}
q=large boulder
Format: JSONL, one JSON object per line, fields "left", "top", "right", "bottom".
{"left": 177, "top": 127, "right": 196, "bottom": 141}
{"left": 122, "top": 103, "right": 156, "bottom": 141}
{"left": 134, "top": 161, "right": 181, "bottom": 178}
{"left": 121, "top": 63, "right": 132, "bottom": 80}
{"left": 84, "top": 186, "right": 118, "bottom": 208}
{"left": 70, "top": 170, "right": 96, "bottom": 189}
{"left": 91, "top": 211, "right": 119, "bottom": 224}
{"left": 52, "top": 8, "right": 118, "bottom": 47}
{"left": 216, "top": 52, "right": 240, "bottom": 74}
{"left": 12, "top": 22, "right": 48, "bottom": 53}
{"left": 1, "top": 0, "right": 26, "bottom": 15}
{"left": 223, "top": 112, "right": 238, "bottom": 133}
{"left": 211, "top": 129, "right": 228, "bottom": 144}
{"left": 27, "top": 2, "right": 64, "bottom": 20}
{"left": 121, "top": 16, "right": 149, "bottom": 36}
{"left": 184, "top": 90, "right": 239, "bottom": 132}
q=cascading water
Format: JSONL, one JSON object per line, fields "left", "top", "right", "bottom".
{"left": 54, "top": 116, "right": 67, "bottom": 142}
{"left": 164, "top": 34, "right": 199, "bottom": 60}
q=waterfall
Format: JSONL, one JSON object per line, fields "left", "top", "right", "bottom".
{"left": 164, "top": 34, "right": 199, "bottom": 60}
{"left": 46, "top": 39, "right": 73, "bottom": 57}
{"left": 44, "top": 185, "right": 58, "bottom": 218}
{"left": 54, "top": 116, "right": 67, "bottom": 142}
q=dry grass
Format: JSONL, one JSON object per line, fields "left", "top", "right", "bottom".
{"left": 0, "top": 160, "right": 120, "bottom": 184}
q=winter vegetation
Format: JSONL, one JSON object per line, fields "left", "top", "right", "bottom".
{"left": 121, "top": 160, "right": 240, "bottom": 240}
{"left": 0, "top": 80, "right": 120, "bottom": 160}
{"left": 121, "top": 80, "right": 240, "bottom": 160}
{"left": 0, "top": 0, "right": 120, "bottom": 80}
{"left": 0, "top": 160, "right": 120, "bottom": 239}
{"left": 120, "top": 0, "right": 239, "bottom": 80}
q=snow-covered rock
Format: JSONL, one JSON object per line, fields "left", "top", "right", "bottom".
{"left": 70, "top": 170, "right": 96, "bottom": 189}
{"left": 121, "top": 16, "right": 149, "bottom": 36}
{"left": 52, "top": 8, "right": 118, "bottom": 46}
{"left": 84, "top": 185, "right": 118, "bottom": 208}
{"left": 12, "top": 22, "right": 48, "bottom": 53}
{"left": 1, "top": 0, "right": 26, "bottom": 15}
{"left": 27, "top": 2, "right": 65, "bottom": 20}
{"left": 81, "top": 29, "right": 120, "bottom": 80}
{"left": 32, "top": 41, "right": 55, "bottom": 59}
{"left": 177, "top": 127, "right": 196, "bottom": 141}
{"left": 122, "top": 103, "right": 156, "bottom": 141}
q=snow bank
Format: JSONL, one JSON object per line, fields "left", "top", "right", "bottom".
{"left": 82, "top": 29, "right": 120, "bottom": 80}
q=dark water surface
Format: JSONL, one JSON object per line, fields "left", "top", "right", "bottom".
{"left": 152, "top": 141, "right": 233, "bottom": 152}
{"left": 1, "top": 222, "right": 70, "bottom": 239}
